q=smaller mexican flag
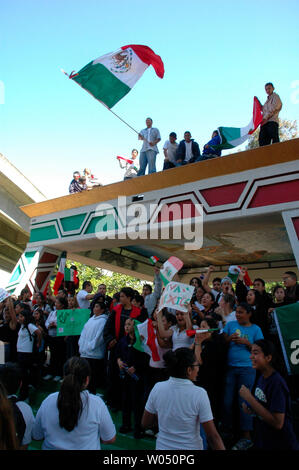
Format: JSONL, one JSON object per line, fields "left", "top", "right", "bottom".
{"left": 53, "top": 252, "right": 67, "bottom": 295}
{"left": 228, "top": 265, "right": 252, "bottom": 286}
{"left": 117, "top": 156, "right": 134, "bottom": 165}
{"left": 66, "top": 44, "right": 164, "bottom": 109}
{"left": 149, "top": 255, "right": 159, "bottom": 265}
{"left": 211, "top": 97, "right": 263, "bottom": 151}
{"left": 133, "top": 319, "right": 160, "bottom": 362}
{"left": 64, "top": 266, "right": 78, "bottom": 284}
{"left": 160, "top": 256, "right": 183, "bottom": 286}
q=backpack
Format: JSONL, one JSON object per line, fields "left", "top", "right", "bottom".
{"left": 9, "top": 396, "right": 26, "bottom": 446}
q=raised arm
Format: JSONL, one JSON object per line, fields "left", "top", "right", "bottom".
{"left": 201, "top": 265, "right": 214, "bottom": 293}
{"left": 156, "top": 309, "right": 173, "bottom": 339}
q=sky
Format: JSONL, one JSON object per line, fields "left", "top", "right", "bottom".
{"left": 1, "top": 0, "right": 299, "bottom": 200}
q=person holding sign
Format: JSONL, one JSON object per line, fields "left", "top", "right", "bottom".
{"left": 239, "top": 339, "right": 299, "bottom": 450}
{"left": 156, "top": 306, "right": 194, "bottom": 351}
{"left": 79, "top": 300, "right": 108, "bottom": 394}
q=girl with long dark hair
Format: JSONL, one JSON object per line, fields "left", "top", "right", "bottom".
{"left": 32, "top": 357, "right": 116, "bottom": 449}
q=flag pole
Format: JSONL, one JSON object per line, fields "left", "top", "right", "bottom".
{"left": 107, "top": 108, "right": 140, "bottom": 137}
{"left": 61, "top": 68, "right": 147, "bottom": 142}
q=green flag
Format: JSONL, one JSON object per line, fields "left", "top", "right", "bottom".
{"left": 274, "top": 303, "right": 299, "bottom": 375}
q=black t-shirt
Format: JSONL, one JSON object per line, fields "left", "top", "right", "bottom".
{"left": 0, "top": 322, "right": 20, "bottom": 361}
{"left": 253, "top": 371, "right": 299, "bottom": 450}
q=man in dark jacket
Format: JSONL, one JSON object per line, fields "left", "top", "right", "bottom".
{"left": 176, "top": 131, "right": 201, "bottom": 165}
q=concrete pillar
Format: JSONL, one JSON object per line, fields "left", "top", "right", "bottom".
{"left": 5, "top": 246, "right": 61, "bottom": 297}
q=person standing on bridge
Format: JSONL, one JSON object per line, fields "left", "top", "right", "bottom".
{"left": 259, "top": 82, "right": 282, "bottom": 147}
{"left": 137, "top": 117, "right": 161, "bottom": 176}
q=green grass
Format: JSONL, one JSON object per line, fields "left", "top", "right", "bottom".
{"left": 27, "top": 380, "right": 156, "bottom": 451}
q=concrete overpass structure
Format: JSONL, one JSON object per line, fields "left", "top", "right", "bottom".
{"left": 0, "top": 153, "right": 46, "bottom": 275}
{"left": 5, "top": 139, "right": 299, "bottom": 295}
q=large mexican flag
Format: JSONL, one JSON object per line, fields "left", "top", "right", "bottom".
{"left": 68, "top": 44, "right": 164, "bottom": 108}
{"left": 211, "top": 96, "right": 263, "bottom": 151}
{"left": 274, "top": 302, "right": 299, "bottom": 375}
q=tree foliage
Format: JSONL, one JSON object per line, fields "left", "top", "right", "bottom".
{"left": 65, "top": 259, "right": 148, "bottom": 295}
{"left": 246, "top": 119, "right": 298, "bottom": 150}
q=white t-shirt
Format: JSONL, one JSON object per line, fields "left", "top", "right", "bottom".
{"left": 163, "top": 140, "right": 178, "bottom": 163}
{"left": 185, "top": 141, "right": 193, "bottom": 162}
{"left": 149, "top": 338, "right": 170, "bottom": 369}
{"left": 170, "top": 326, "right": 194, "bottom": 350}
{"left": 14, "top": 400, "right": 35, "bottom": 446}
{"left": 45, "top": 310, "right": 57, "bottom": 337}
{"left": 17, "top": 323, "right": 38, "bottom": 353}
{"left": 145, "top": 377, "right": 213, "bottom": 450}
{"left": 32, "top": 390, "right": 116, "bottom": 450}
{"left": 77, "top": 289, "right": 91, "bottom": 309}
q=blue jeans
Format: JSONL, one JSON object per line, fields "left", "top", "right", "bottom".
{"left": 137, "top": 150, "right": 157, "bottom": 175}
{"left": 222, "top": 366, "right": 256, "bottom": 432}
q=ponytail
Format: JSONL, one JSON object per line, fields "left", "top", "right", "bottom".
{"left": 163, "top": 347, "right": 195, "bottom": 379}
{"left": 57, "top": 357, "right": 90, "bottom": 432}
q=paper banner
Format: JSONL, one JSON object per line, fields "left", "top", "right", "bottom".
{"left": 0, "top": 288, "right": 10, "bottom": 303}
{"left": 158, "top": 281, "right": 194, "bottom": 313}
{"left": 56, "top": 309, "right": 90, "bottom": 336}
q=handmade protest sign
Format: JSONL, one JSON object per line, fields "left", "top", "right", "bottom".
{"left": 56, "top": 309, "right": 90, "bottom": 336}
{"left": 160, "top": 256, "right": 183, "bottom": 286}
{"left": 274, "top": 303, "right": 299, "bottom": 375}
{"left": 158, "top": 281, "right": 194, "bottom": 313}
{"left": 0, "top": 288, "right": 10, "bottom": 303}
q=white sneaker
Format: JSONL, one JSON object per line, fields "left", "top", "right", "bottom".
{"left": 53, "top": 376, "right": 62, "bottom": 382}
{"left": 43, "top": 374, "right": 53, "bottom": 380}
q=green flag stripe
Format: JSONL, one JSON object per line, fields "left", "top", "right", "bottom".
{"left": 73, "top": 62, "right": 131, "bottom": 108}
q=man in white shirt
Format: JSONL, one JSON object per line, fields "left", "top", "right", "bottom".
{"left": 77, "top": 281, "right": 95, "bottom": 309}
{"left": 137, "top": 117, "right": 161, "bottom": 175}
{"left": 163, "top": 132, "right": 178, "bottom": 170}
{"left": 259, "top": 82, "right": 282, "bottom": 147}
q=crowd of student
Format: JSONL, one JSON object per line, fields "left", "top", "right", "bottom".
{"left": 0, "top": 265, "right": 298, "bottom": 451}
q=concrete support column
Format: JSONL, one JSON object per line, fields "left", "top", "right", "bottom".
{"left": 5, "top": 246, "right": 61, "bottom": 297}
